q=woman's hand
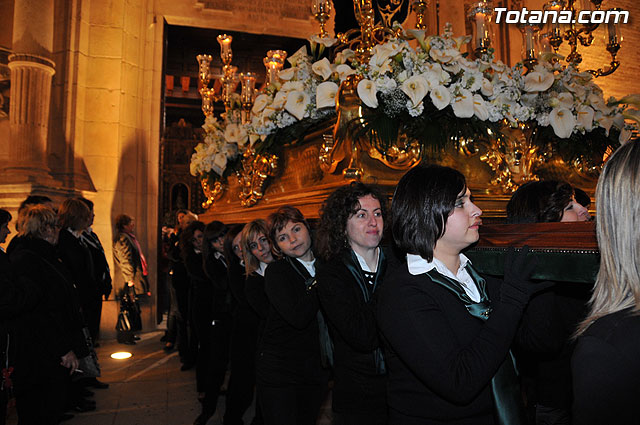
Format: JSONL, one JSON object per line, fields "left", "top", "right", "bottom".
{"left": 60, "top": 350, "right": 79, "bottom": 374}
{"left": 500, "top": 245, "right": 553, "bottom": 306}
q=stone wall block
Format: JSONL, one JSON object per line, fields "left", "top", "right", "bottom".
{"left": 85, "top": 87, "right": 120, "bottom": 123}
{"left": 89, "top": 0, "right": 125, "bottom": 27}
{"left": 86, "top": 56, "right": 122, "bottom": 89}
{"left": 89, "top": 25, "right": 123, "bottom": 57}
{"left": 83, "top": 121, "right": 119, "bottom": 157}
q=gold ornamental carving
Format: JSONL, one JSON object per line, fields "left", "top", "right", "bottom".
{"left": 201, "top": 179, "right": 225, "bottom": 209}
{"left": 236, "top": 147, "right": 279, "bottom": 207}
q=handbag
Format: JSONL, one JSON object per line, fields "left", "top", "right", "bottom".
{"left": 73, "top": 327, "right": 101, "bottom": 381}
{"left": 116, "top": 287, "right": 142, "bottom": 332}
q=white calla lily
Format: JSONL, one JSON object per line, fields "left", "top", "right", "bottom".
{"left": 287, "top": 46, "right": 308, "bottom": 67}
{"left": 272, "top": 91, "right": 288, "bottom": 109}
{"left": 284, "top": 90, "right": 310, "bottom": 120}
{"left": 549, "top": 107, "right": 576, "bottom": 138}
{"left": 452, "top": 88, "right": 474, "bottom": 118}
{"left": 224, "top": 123, "right": 248, "bottom": 145}
{"left": 278, "top": 67, "right": 297, "bottom": 81}
{"left": 430, "top": 85, "right": 451, "bottom": 110}
{"left": 524, "top": 69, "right": 555, "bottom": 92}
{"left": 576, "top": 105, "right": 595, "bottom": 131}
{"left": 312, "top": 58, "right": 333, "bottom": 81}
{"left": 335, "top": 49, "right": 355, "bottom": 65}
{"left": 212, "top": 153, "right": 227, "bottom": 176}
{"left": 594, "top": 111, "right": 613, "bottom": 135}
{"left": 401, "top": 75, "right": 429, "bottom": 108}
{"left": 316, "top": 81, "right": 339, "bottom": 109}
{"left": 481, "top": 78, "right": 494, "bottom": 97}
{"left": 357, "top": 79, "right": 378, "bottom": 108}
{"left": 473, "top": 94, "right": 489, "bottom": 121}
{"left": 252, "top": 94, "right": 270, "bottom": 114}
{"left": 335, "top": 64, "right": 356, "bottom": 81}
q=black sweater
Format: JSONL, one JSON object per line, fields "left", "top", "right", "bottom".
{"left": 258, "top": 258, "right": 325, "bottom": 386}
{"left": 377, "top": 264, "right": 555, "bottom": 424}
{"left": 572, "top": 307, "right": 640, "bottom": 425}
{"left": 316, "top": 249, "right": 389, "bottom": 413}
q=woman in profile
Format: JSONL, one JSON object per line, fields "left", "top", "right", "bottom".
{"left": 506, "top": 180, "right": 590, "bottom": 424}
{"left": 377, "top": 164, "right": 553, "bottom": 425}
{"left": 315, "top": 182, "right": 391, "bottom": 425}
{"left": 572, "top": 140, "right": 640, "bottom": 425}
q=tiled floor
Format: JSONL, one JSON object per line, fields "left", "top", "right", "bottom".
{"left": 7, "top": 331, "right": 333, "bottom": 425}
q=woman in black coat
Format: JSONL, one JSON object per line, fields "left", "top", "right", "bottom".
{"left": 221, "top": 224, "right": 264, "bottom": 425}
{"left": 257, "top": 207, "right": 329, "bottom": 425}
{"left": 9, "top": 205, "right": 88, "bottom": 425}
{"left": 377, "top": 164, "right": 554, "bottom": 425}
{"left": 192, "top": 220, "right": 233, "bottom": 425}
{"left": 315, "top": 183, "right": 391, "bottom": 425}
{"left": 57, "top": 199, "right": 101, "bottom": 342}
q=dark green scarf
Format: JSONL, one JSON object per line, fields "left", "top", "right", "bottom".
{"left": 342, "top": 249, "right": 387, "bottom": 374}
{"left": 425, "top": 263, "right": 526, "bottom": 425}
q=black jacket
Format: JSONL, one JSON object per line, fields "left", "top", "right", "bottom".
{"left": 257, "top": 258, "right": 326, "bottom": 386}
{"left": 57, "top": 228, "right": 100, "bottom": 307}
{"left": 572, "top": 307, "right": 640, "bottom": 425}
{"left": 9, "top": 237, "right": 88, "bottom": 390}
{"left": 316, "top": 248, "right": 391, "bottom": 413}
{"left": 377, "top": 263, "right": 555, "bottom": 424}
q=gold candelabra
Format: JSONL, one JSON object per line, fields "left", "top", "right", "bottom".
{"left": 196, "top": 34, "right": 238, "bottom": 117}
{"left": 263, "top": 50, "right": 287, "bottom": 91}
{"left": 311, "top": 0, "right": 332, "bottom": 38}
{"left": 542, "top": 0, "right": 623, "bottom": 76}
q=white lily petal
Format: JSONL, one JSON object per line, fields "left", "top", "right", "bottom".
{"left": 312, "top": 57, "right": 333, "bottom": 81}
{"left": 430, "top": 85, "right": 451, "bottom": 110}
{"left": 357, "top": 79, "right": 378, "bottom": 108}
{"left": 252, "top": 94, "right": 270, "bottom": 114}
{"left": 401, "top": 75, "right": 429, "bottom": 108}
{"left": 278, "top": 67, "right": 297, "bottom": 81}
{"left": 284, "top": 90, "right": 310, "bottom": 120}
{"left": 452, "top": 88, "right": 474, "bottom": 118}
{"left": 335, "top": 64, "right": 356, "bottom": 81}
{"left": 272, "top": 91, "right": 288, "bottom": 109}
{"left": 549, "top": 107, "right": 576, "bottom": 138}
{"left": 524, "top": 70, "right": 555, "bottom": 92}
{"left": 473, "top": 94, "right": 489, "bottom": 121}
{"left": 316, "top": 81, "right": 339, "bottom": 109}
{"left": 576, "top": 105, "right": 595, "bottom": 131}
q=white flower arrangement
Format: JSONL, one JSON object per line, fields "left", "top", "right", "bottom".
{"left": 191, "top": 24, "right": 637, "bottom": 185}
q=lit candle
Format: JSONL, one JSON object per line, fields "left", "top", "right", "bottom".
{"left": 217, "top": 34, "right": 233, "bottom": 64}
{"left": 606, "top": 9, "right": 623, "bottom": 45}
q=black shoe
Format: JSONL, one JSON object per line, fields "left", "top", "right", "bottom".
{"left": 133, "top": 335, "right": 141, "bottom": 341}
{"left": 163, "top": 343, "right": 175, "bottom": 352}
{"left": 180, "top": 362, "right": 195, "bottom": 371}
{"left": 193, "top": 411, "right": 213, "bottom": 425}
{"left": 59, "top": 413, "right": 75, "bottom": 422}
{"left": 80, "top": 387, "right": 95, "bottom": 397}
{"left": 160, "top": 334, "right": 167, "bottom": 342}
{"left": 121, "top": 340, "right": 136, "bottom": 345}
{"left": 93, "top": 341, "right": 101, "bottom": 348}
{"left": 87, "top": 378, "right": 110, "bottom": 389}
{"left": 73, "top": 400, "right": 96, "bottom": 412}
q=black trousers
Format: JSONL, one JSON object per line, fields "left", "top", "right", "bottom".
{"left": 223, "top": 315, "right": 261, "bottom": 425}
{"left": 198, "top": 317, "right": 231, "bottom": 416}
{"left": 15, "top": 365, "right": 68, "bottom": 425}
{"left": 257, "top": 384, "right": 325, "bottom": 425}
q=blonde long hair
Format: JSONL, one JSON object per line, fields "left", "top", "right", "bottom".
{"left": 576, "top": 140, "right": 640, "bottom": 336}
{"left": 241, "top": 219, "right": 271, "bottom": 277}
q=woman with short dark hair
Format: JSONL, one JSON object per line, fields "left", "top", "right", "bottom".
{"left": 315, "top": 182, "right": 391, "bottom": 425}
{"left": 378, "top": 164, "right": 553, "bottom": 425}
{"left": 506, "top": 180, "right": 589, "bottom": 224}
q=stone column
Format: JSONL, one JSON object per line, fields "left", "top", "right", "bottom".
{"left": 5, "top": 0, "right": 55, "bottom": 180}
